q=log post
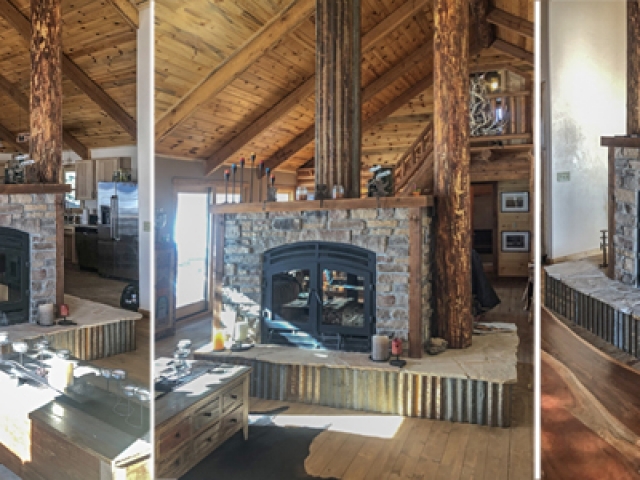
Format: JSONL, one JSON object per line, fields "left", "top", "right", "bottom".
{"left": 628, "top": 0, "right": 640, "bottom": 134}
{"left": 315, "top": 0, "right": 361, "bottom": 198}
{"left": 28, "top": 0, "right": 62, "bottom": 184}
{"left": 433, "top": 0, "right": 472, "bottom": 348}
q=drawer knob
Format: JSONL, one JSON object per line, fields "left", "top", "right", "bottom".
{"left": 229, "top": 418, "right": 238, "bottom": 424}
{"left": 230, "top": 394, "right": 238, "bottom": 400}
{"left": 175, "top": 432, "right": 181, "bottom": 438}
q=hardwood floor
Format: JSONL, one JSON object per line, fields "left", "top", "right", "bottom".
{"left": 156, "top": 278, "right": 534, "bottom": 479}
{"left": 541, "top": 307, "right": 640, "bottom": 479}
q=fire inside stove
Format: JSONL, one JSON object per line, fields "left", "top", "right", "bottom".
{"left": 0, "top": 228, "right": 30, "bottom": 325}
{"left": 262, "top": 242, "right": 376, "bottom": 352}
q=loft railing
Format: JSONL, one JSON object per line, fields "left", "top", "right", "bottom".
{"left": 393, "top": 121, "right": 434, "bottom": 195}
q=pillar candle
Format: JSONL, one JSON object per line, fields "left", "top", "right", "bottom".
{"left": 371, "top": 334, "right": 389, "bottom": 361}
{"left": 234, "top": 321, "right": 249, "bottom": 342}
{"left": 213, "top": 328, "right": 225, "bottom": 351}
{"left": 38, "top": 303, "right": 54, "bottom": 326}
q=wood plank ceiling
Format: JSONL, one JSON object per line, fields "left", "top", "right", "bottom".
{"left": 0, "top": 0, "right": 139, "bottom": 156}
{"left": 155, "top": 0, "right": 534, "bottom": 173}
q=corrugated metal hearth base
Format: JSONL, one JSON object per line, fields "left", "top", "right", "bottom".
{"left": 0, "top": 294, "right": 141, "bottom": 360}
{"left": 194, "top": 337, "right": 517, "bottom": 428}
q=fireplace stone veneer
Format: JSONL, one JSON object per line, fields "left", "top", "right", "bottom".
{"left": 0, "top": 192, "right": 61, "bottom": 323}
{"left": 218, "top": 201, "right": 434, "bottom": 353}
{"left": 614, "top": 146, "right": 640, "bottom": 285}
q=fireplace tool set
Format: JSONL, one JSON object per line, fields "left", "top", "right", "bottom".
{"left": 222, "top": 153, "right": 278, "bottom": 204}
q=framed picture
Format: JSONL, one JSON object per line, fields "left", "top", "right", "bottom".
{"left": 502, "top": 231, "right": 530, "bottom": 252}
{"left": 500, "top": 191, "right": 529, "bottom": 212}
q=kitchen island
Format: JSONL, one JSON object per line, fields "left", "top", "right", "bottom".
{"left": 0, "top": 349, "right": 151, "bottom": 479}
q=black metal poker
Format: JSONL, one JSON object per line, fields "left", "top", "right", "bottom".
{"left": 239, "top": 157, "right": 245, "bottom": 203}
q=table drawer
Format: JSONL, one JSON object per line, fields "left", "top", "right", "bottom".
{"left": 193, "top": 396, "right": 221, "bottom": 432}
{"left": 222, "top": 383, "right": 244, "bottom": 413}
{"left": 193, "top": 420, "right": 222, "bottom": 459}
{"left": 157, "top": 441, "right": 192, "bottom": 478}
{"left": 158, "top": 417, "right": 191, "bottom": 456}
{"left": 220, "top": 404, "right": 244, "bottom": 440}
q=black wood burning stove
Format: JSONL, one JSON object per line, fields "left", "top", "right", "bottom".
{"left": 262, "top": 242, "right": 376, "bottom": 352}
{"left": 0, "top": 228, "right": 30, "bottom": 325}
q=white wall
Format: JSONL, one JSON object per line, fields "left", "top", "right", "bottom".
{"left": 545, "top": 1, "right": 626, "bottom": 259}
{"left": 137, "top": 2, "right": 154, "bottom": 312}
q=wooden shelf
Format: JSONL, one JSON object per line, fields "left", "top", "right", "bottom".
{"left": 210, "top": 195, "right": 434, "bottom": 215}
{"left": 600, "top": 136, "right": 640, "bottom": 148}
{"left": 0, "top": 184, "right": 71, "bottom": 194}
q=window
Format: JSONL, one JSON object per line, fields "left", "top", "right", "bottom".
{"left": 64, "top": 170, "right": 80, "bottom": 209}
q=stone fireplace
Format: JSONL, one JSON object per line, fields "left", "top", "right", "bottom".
{"left": 612, "top": 144, "right": 640, "bottom": 286}
{"left": 0, "top": 186, "right": 67, "bottom": 324}
{"left": 214, "top": 197, "right": 434, "bottom": 357}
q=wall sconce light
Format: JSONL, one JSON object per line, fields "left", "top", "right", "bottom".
{"left": 485, "top": 71, "right": 501, "bottom": 92}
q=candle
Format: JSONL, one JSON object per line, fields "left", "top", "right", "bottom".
{"left": 59, "top": 303, "right": 69, "bottom": 317}
{"left": 38, "top": 303, "right": 54, "bottom": 326}
{"left": 392, "top": 337, "right": 402, "bottom": 356}
{"left": 371, "top": 334, "right": 389, "bottom": 361}
{"left": 239, "top": 157, "right": 245, "bottom": 203}
{"left": 231, "top": 164, "right": 237, "bottom": 203}
{"left": 213, "top": 328, "right": 225, "bottom": 351}
{"left": 249, "top": 153, "right": 256, "bottom": 202}
{"left": 234, "top": 321, "right": 249, "bottom": 342}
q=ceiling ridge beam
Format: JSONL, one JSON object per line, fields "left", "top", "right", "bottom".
{"left": 0, "top": 122, "right": 27, "bottom": 153}
{"left": 105, "top": 0, "right": 139, "bottom": 30}
{"left": 491, "top": 38, "right": 534, "bottom": 65}
{"left": 469, "top": 0, "right": 495, "bottom": 49}
{"left": 263, "top": 67, "right": 436, "bottom": 171}
{"left": 0, "top": 73, "right": 89, "bottom": 159}
{"left": 204, "top": 0, "right": 431, "bottom": 175}
{"left": 155, "top": 0, "right": 316, "bottom": 143}
{"left": 0, "top": 0, "right": 137, "bottom": 140}
{"left": 487, "top": 8, "right": 534, "bottom": 39}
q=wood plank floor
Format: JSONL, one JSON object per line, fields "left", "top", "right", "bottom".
{"left": 541, "top": 307, "right": 640, "bottom": 479}
{"left": 157, "top": 277, "right": 534, "bottom": 479}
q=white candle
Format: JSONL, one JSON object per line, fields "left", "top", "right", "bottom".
{"left": 38, "top": 303, "right": 54, "bottom": 326}
{"left": 234, "top": 321, "right": 249, "bottom": 341}
{"left": 371, "top": 334, "right": 389, "bottom": 361}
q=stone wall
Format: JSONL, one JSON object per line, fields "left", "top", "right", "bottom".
{"left": 0, "top": 193, "right": 59, "bottom": 322}
{"left": 614, "top": 147, "right": 640, "bottom": 285}
{"left": 222, "top": 206, "right": 434, "bottom": 345}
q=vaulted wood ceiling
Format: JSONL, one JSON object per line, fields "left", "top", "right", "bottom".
{"left": 155, "top": 0, "right": 534, "bottom": 173}
{"left": 0, "top": 0, "right": 142, "bottom": 157}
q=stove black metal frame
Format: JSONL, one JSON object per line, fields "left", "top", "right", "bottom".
{"left": 262, "top": 242, "right": 376, "bottom": 352}
{"left": 0, "top": 227, "right": 30, "bottom": 324}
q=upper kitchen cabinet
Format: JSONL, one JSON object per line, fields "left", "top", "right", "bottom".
{"left": 75, "top": 160, "right": 95, "bottom": 200}
{"left": 95, "top": 157, "right": 133, "bottom": 183}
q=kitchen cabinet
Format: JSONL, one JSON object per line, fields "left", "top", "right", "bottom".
{"left": 63, "top": 226, "right": 77, "bottom": 264}
{"left": 155, "top": 360, "right": 250, "bottom": 479}
{"left": 95, "top": 157, "right": 132, "bottom": 183}
{"left": 75, "top": 159, "right": 95, "bottom": 200}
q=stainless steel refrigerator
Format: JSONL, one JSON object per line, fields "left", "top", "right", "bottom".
{"left": 97, "top": 182, "right": 139, "bottom": 282}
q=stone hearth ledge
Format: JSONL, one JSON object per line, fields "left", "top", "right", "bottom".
{"left": 546, "top": 259, "right": 640, "bottom": 316}
{"left": 1, "top": 294, "right": 141, "bottom": 342}
{"left": 194, "top": 331, "right": 518, "bottom": 385}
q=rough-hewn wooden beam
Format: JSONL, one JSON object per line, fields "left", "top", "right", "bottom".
{"left": 105, "top": 0, "right": 139, "bottom": 30}
{"left": 487, "top": 8, "right": 534, "bottom": 39}
{"left": 28, "top": 0, "right": 62, "bottom": 184}
{"left": 628, "top": 0, "right": 640, "bottom": 134}
{"left": 0, "top": 122, "right": 27, "bottom": 153}
{"left": 0, "top": 73, "right": 89, "bottom": 159}
{"left": 433, "top": 0, "right": 472, "bottom": 348}
{"left": 0, "top": 0, "right": 137, "bottom": 140}
{"left": 315, "top": 0, "right": 361, "bottom": 198}
{"left": 491, "top": 38, "right": 534, "bottom": 65}
{"left": 156, "top": 0, "right": 315, "bottom": 143}
{"left": 469, "top": 0, "right": 494, "bottom": 49}
{"left": 204, "top": 0, "right": 431, "bottom": 175}
{"left": 264, "top": 69, "right": 435, "bottom": 171}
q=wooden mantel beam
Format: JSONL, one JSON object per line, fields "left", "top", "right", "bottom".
{"left": 0, "top": 0, "right": 137, "bottom": 139}
{"left": 105, "top": 0, "right": 139, "bottom": 30}
{"left": 487, "top": 8, "right": 534, "bottom": 39}
{"left": 491, "top": 38, "right": 534, "bottom": 65}
{"left": 0, "top": 73, "right": 89, "bottom": 159}
{"left": 156, "top": 0, "right": 315, "bottom": 143}
{"left": 0, "top": 122, "right": 27, "bottom": 153}
{"left": 204, "top": 0, "right": 431, "bottom": 175}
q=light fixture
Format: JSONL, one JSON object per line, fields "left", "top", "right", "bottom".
{"left": 484, "top": 71, "right": 501, "bottom": 92}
